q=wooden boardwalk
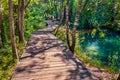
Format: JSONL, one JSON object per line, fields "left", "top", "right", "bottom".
{"left": 12, "top": 21, "right": 94, "bottom": 80}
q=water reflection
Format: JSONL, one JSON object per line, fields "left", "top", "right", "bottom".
{"left": 79, "top": 29, "right": 120, "bottom": 71}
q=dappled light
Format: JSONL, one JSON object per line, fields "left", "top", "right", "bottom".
{"left": 12, "top": 22, "right": 94, "bottom": 80}
{"left": 0, "top": 0, "right": 120, "bottom": 80}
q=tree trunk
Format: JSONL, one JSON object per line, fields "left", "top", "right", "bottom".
{"left": 59, "top": 0, "right": 64, "bottom": 25}
{"left": 18, "top": 0, "right": 30, "bottom": 43}
{"left": 117, "top": 74, "right": 120, "bottom": 80}
{"left": 9, "top": 0, "right": 19, "bottom": 59}
{"left": 66, "top": 0, "right": 71, "bottom": 49}
{"left": 0, "top": 0, "right": 2, "bottom": 48}
{"left": 18, "top": 0, "right": 24, "bottom": 43}
{"left": 21, "top": 0, "right": 25, "bottom": 42}
{"left": 18, "top": 0, "right": 23, "bottom": 43}
{"left": 70, "top": 0, "right": 88, "bottom": 53}
{"left": 18, "top": 0, "right": 25, "bottom": 43}
{"left": 70, "top": 0, "right": 82, "bottom": 53}
{"left": 60, "top": 8, "right": 64, "bottom": 24}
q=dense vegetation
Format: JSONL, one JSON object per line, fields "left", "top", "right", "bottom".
{"left": 0, "top": 0, "right": 46, "bottom": 79}
{"left": 0, "top": 0, "right": 120, "bottom": 79}
{"left": 54, "top": 0, "right": 120, "bottom": 79}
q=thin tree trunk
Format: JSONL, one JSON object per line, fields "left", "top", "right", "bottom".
{"left": 117, "top": 74, "right": 120, "bottom": 80}
{"left": 0, "top": 0, "right": 2, "bottom": 48}
{"left": 66, "top": 0, "right": 71, "bottom": 49}
{"left": 70, "top": 0, "right": 82, "bottom": 53}
{"left": 21, "top": 0, "right": 25, "bottom": 42}
{"left": 60, "top": 8, "right": 64, "bottom": 24}
{"left": 9, "top": 0, "right": 19, "bottom": 59}
{"left": 54, "top": 0, "right": 64, "bottom": 35}
{"left": 59, "top": 0, "right": 64, "bottom": 24}
{"left": 71, "top": 0, "right": 88, "bottom": 53}
{"left": 18, "top": 0, "right": 24, "bottom": 43}
{"left": 18, "top": 0, "right": 30, "bottom": 43}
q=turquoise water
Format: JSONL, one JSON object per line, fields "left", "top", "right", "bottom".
{"left": 79, "top": 30, "right": 120, "bottom": 71}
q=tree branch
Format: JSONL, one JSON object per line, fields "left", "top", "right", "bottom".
{"left": 24, "top": 0, "right": 31, "bottom": 9}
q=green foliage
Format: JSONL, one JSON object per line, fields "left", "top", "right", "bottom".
{"left": 0, "top": 48, "right": 16, "bottom": 80}
{"left": 76, "top": 0, "right": 115, "bottom": 29}
{"left": 79, "top": 29, "right": 120, "bottom": 72}
{"left": 53, "top": 27, "right": 66, "bottom": 42}
{"left": 0, "top": 42, "right": 25, "bottom": 80}
{"left": 24, "top": 2, "right": 46, "bottom": 40}
{"left": 69, "top": 0, "right": 120, "bottom": 30}
{"left": 0, "top": 1, "right": 47, "bottom": 79}
{"left": 54, "top": 27, "right": 120, "bottom": 73}
{"left": 1, "top": 0, "right": 120, "bottom": 79}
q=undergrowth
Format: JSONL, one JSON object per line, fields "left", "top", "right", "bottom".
{"left": 53, "top": 26, "right": 120, "bottom": 74}
{"left": 0, "top": 42, "right": 25, "bottom": 80}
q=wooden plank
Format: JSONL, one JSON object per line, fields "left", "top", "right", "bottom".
{"left": 12, "top": 22, "right": 93, "bottom": 80}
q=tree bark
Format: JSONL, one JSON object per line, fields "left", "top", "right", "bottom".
{"left": 18, "top": 0, "right": 31, "bottom": 43}
{"left": 9, "top": 0, "right": 19, "bottom": 59}
{"left": 117, "top": 74, "right": 120, "bottom": 80}
{"left": 70, "top": 0, "right": 82, "bottom": 53}
{"left": 59, "top": 0, "right": 64, "bottom": 24}
{"left": 66, "top": 0, "right": 71, "bottom": 49}
{"left": 0, "top": 0, "right": 2, "bottom": 48}
{"left": 21, "top": 0, "right": 25, "bottom": 42}
{"left": 18, "top": 0, "right": 24, "bottom": 43}
{"left": 70, "top": 0, "right": 88, "bottom": 53}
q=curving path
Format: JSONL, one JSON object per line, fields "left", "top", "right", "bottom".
{"left": 12, "top": 20, "right": 94, "bottom": 80}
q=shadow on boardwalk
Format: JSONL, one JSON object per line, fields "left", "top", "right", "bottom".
{"left": 54, "top": 50, "right": 94, "bottom": 80}
{"left": 12, "top": 21, "right": 101, "bottom": 80}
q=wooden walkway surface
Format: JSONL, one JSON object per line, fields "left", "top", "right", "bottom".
{"left": 12, "top": 21, "right": 94, "bottom": 80}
